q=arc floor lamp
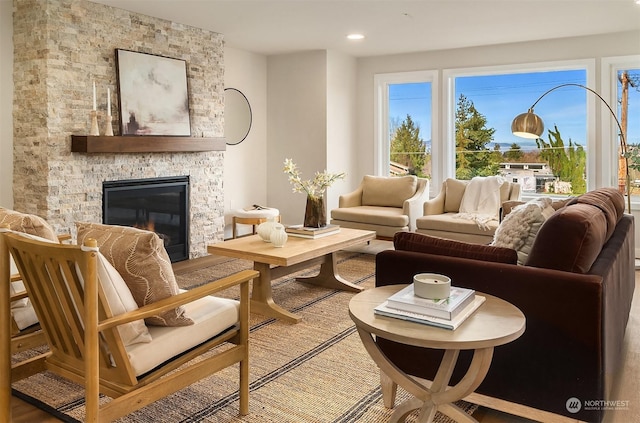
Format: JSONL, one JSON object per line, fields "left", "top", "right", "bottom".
{"left": 510, "top": 83, "right": 630, "bottom": 212}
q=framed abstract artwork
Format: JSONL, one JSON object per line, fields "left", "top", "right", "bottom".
{"left": 116, "top": 49, "right": 191, "bottom": 136}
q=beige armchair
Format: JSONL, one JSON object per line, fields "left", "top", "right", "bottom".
{"left": 330, "top": 175, "right": 429, "bottom": 239}
{"left": 415, "top": 178, "right": 521, "bottom": 244}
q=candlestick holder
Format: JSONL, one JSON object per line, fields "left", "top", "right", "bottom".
{"left": 105, "top": 115, "right": 114, "bottom": 136}
{"left": 89, "top": 110, "right": 100, "bottom": 136}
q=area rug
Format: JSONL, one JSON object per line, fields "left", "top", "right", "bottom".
{"left": 12, "top": 251, "right": 478, "bottom": 422}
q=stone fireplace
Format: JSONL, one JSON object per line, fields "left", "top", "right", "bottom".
{"left": 12, "top": 0, "right": 226, "bottom": 258}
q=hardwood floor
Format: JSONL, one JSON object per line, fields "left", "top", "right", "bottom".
{"left": 9, "top": 248, "right": 639, "bottom": 423}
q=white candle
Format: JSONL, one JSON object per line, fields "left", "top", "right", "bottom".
{"left": 107, "top": 88, "right": 111, "bottom": 116}
{"left": 92, "top": 81, "right": 97, "bottom": 111}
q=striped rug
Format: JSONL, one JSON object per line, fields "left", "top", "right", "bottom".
{"left": 12, "top": 251, "right": 477, "bottom": 422}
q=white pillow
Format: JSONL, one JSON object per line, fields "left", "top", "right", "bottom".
{"left": 492, "top": 197, "right": 555, "bottom": 265}
{"left": 77, "top": 253, "right": 153, "bottom": 346}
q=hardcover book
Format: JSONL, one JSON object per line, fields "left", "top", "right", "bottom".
{"left": 374, "top": 295, "right": 486, "bottom": 330}
{"left": 285, "top": 224, "right": 340, "bottom": 238}
{"left": 386, "top": 284, "right": 475, "bottom": 320}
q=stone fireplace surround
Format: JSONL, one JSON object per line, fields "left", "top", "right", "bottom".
{"left": 12, "top": 0, "right": 225, "bottom": 258}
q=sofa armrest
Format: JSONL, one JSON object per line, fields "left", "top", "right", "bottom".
{"left": 338, "top": 185, "right": 363, "bottom": 208}
{"left": 403, "top": 178, "right": 429, "bottom": 230}
{"left": 423, "top": 181, "right": 446, "bottom": 215}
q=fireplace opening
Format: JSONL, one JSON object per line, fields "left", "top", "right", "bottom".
{"left": 103, "top": 176, "right": 189, "bottom": 262}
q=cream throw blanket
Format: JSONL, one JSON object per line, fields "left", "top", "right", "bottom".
{"left": 454, "top": 176, "right": 504, "bottom": 230}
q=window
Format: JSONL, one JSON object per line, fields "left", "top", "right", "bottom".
{"left": 449, "top": 65, "right": 591, "bottom": 195}
{"left": 374, "top": 71, "right": 437, "bottom": 178}
{"left": 602, "top": 56, "right": 640, "bottom": 202}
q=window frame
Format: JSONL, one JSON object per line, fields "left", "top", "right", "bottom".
{"left": 601, "top": 55, "right": 640, "bottom": 204}
{"left": 373, "top": 70, "right": 438, "bottom": 181}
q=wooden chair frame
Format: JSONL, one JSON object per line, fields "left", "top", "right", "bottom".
{"left": 9, "top": 233, "right": 71, "bottom": 354}
{"left": 1, "top": 231, "right": 257, "bottom": 422}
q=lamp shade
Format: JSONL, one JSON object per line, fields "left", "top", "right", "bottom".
{"left": 511, "top": 110, "right": 544, "bottom": 139}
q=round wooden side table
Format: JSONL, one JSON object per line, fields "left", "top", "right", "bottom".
{"left": 349, "top": 285, "right": 525, "bottom": 423}
{"left": 231, "top": 208, "right": 280, "bottom": 239}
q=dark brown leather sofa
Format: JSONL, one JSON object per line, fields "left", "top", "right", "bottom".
{"left": 375, "top": 188, "right": 635, "bottom": 423}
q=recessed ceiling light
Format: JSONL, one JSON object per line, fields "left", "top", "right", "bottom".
{"left": 347, "top": 33, "right": 365, "bottom": 40}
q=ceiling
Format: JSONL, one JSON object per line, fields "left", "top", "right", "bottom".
{"left": 93, "top": 0, "right": 640, "bottom": 58}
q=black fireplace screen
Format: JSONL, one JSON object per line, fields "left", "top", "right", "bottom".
{"left": 103, "top": 176, "right": 189, "bottom": 262}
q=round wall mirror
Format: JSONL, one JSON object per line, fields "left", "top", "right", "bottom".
{"left": 224, "top": 88, "right": 252, "bottom": 145}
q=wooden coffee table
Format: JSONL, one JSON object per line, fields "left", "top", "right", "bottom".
{"left": 208, "top": 228, "right": 376, "bottom": 323}
{"left": 349, "top": 285, "right": 525, "bottom": 423}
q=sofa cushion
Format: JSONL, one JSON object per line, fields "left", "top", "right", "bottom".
{"left": 394, "top": 232, "right": 517, "bottom": 264}
{"left": 526, "top": 203, "right": 608, "bottom": 273}
{"left": 76, "top": 222, "right": 193, "bottom": 327}
{"left": 361, "top": 175, "right": 417, "bottom": 208}
{"left": 330, "top": 206, "right": 409, "bottom": 227}
{"left": 444, "top": 179, "right": 468, "bottom": 212}
{"left": 492, "top": 198, "right": 555, "bottom": 265}
{"left": 567, "top": 187, "right": 624, "bottom": 241}
{"left": 0, "top": 207, "right": 58, "bottom": 242}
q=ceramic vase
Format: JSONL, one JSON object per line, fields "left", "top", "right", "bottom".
{"left": 270, "top": 224, "right": 288, "bottom": 247}
{"left": 257, "top": 221, "right": 279, "bottom": 242}
{"left": 304, "top": 195, "right": 326, "bottom": 228}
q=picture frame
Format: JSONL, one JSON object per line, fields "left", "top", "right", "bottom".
{"left": 116, "top": 49, "right": 191, "bottom": 136}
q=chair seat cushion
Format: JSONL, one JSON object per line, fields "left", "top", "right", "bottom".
{"left": 416, "top": 213, "right": 499, "bottom": 236}
{"left": 331, "top": 206, "right": 409, "bottom": 227}
{"left": 233, "top": 207, "right": 280, "bottom": 219}
{"left": 126, "top": 294, "right": 240, "bottom": 376}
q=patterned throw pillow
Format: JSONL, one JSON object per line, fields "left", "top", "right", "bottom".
{"left": 492, "top": 198, "right": 556, "bottom": 265}
{"left": 76, "top": 222, "right": 193, "bottom": 327}
{"left": 0, "top": 208, "right": 59, "bottom": 311}
{"left": 0, "top": 207, "right": 58, "bottom": 242}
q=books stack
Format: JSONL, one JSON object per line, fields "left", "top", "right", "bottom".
{"left": 285, "top": 224, "right": 340, "bottom": 239}
{"left": 374, "top": 284, "right": 485, "bottom": 330}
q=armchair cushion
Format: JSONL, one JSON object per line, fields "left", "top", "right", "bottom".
{"left": 394, "top": 232, "right": 517, "bottom": 264}
{"left": 361, "top": 175, "right": 417, "bottom": 207}
{"left": 127, "top": 294, "right": 239, "bottom": 375}
{"left": 91, "top": 253, "right": 152, "bottom": 346}
{"left": 444, "top": 178, "right": 468, "bottom": 212}
{"left": 0, "top": 208, "right": 58, "bottom": 328}
{"left": 76, "top": 222, "right": 193, "bottom": 327}
{"left": 330, "top": 206, "right": 409, "bottom": 227}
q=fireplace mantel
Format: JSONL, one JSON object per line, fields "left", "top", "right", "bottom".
{"left": 71, "top": 135, "right": 226, "bottom": 153}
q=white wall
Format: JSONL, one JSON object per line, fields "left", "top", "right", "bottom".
{"left": 223, "top": 46, "right": 268, "bottom": 238}
{"left": 0, "top": 0, "right": 13, "bottom": 208}
{"left": 267, "top": 51, "right": 328, "bottom": 225}
{"left": 326, "top": 50, "right": 357, "bottom": 213}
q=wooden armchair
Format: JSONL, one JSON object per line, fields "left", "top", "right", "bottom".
{"left": 1, "top": 230, "right": 258, "bottom": 422}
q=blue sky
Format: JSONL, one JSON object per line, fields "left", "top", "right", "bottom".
{"left": 389, "top": 69, "right": 640, "bottom": 151}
